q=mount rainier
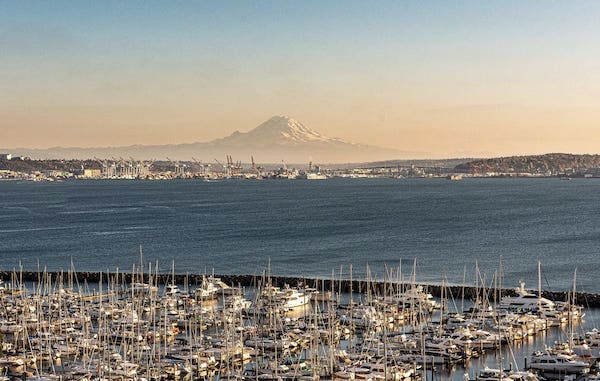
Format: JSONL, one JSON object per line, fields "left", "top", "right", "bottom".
{"left": 7, "top": 116, "right": 414, "bottom": 163}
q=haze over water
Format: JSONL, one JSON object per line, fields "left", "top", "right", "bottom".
{"left": 0, "top": 178, "right": 597, "bottom": 293}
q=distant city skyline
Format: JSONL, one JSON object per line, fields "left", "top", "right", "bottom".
{"left": 2, "top": 1, "right": 600, "bottom": 158}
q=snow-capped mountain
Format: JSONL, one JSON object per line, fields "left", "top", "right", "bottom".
{"left": 8, "top": 116, "right": 417, "bottom": 163}
{"left": 212, "top": 115, "right": 347, "bottom": 146}
{"left": 245, "top": 115, "right": 342, "bottom": 144}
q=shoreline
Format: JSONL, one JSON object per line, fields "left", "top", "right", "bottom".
{"left": 2, "top": 270, "right": 598, "bottom": 308}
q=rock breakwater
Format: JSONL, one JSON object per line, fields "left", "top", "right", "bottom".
{"left": 2, "top": 270, "right": 599, "bottom": 307}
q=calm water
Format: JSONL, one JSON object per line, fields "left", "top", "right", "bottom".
{"left": 0, "top": 178, "right": 598, "bottom": 293}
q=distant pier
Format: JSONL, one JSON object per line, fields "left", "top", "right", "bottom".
{"left": 2, "top": 270, "right": 599, "bottom": 308}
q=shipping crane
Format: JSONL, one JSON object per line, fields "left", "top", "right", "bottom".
{"left": 192, "top": 157, "right": 212, "bottom": 177}
{"left": 191, "top": 157, "right": 203, "bottom": 176}
{"left": 167, "top": 157, "right": 186, "bottom": 178}
{"left": 251, "top": 155, "right": 263, "bottom": 177}
{"left": 225, "top": 155, "right": 242, "bottom": 177}
{"left": 214, "top": 158, "right": 227, "bottom": 176}
{"left": 129, "top": 156, "right": 153, "bottom": 178}
{"left": 94, "top": 157, "right": 110, "bottom": 178}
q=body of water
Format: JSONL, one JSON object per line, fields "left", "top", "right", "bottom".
{"left": 0, "top": 178, "right": 598, "bottom": 293}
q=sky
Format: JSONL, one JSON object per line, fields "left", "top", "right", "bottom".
{"left": 1, "top": 1, "right": 600, "bottom": 158}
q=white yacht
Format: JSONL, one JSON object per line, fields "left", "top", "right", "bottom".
{"left": 476, "top": 367, "right": 539, "bottom": 381}
{"left": 476, "top": 367, "right": 513, "bottom": 381}
{"left": 255, "top": 285, "right": 311, "bottom": 312}
{"left": 528, "top": 352, "right": 589, "bottom": 374}
{"left": 205, "top": 276, "right": 234, "bottom": 294}
{"left": 279, "top": 287, "right": 311, "bottom": 309}
{"left": 194, "top": 280, "right": 219, "bottom": 300}
{"left": 194, "top": 275, "right": 233, "bottom": 300}
{"left": 306, "top": 172, "right": 327, "bottom": 180}
{"left": 499, "top": 281, "right": 555, "bottom": 312}
{"left": 164, "top": 284, "right": 182, "bottom": 296}
{"left": 393, "top": 285, "right": 441, "bottom": 311}
{"left": 130, "top": 282, "right": 158, "bottom": 296}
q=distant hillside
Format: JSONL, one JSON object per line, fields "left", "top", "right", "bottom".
{"left": 455, "top": 153, "right": 600, "bottom": 175}
{"left": 329, "top": 158, "right": 475, "bottom": 170}
{"left": 0, "top": 158, "right": 101, "bottom": 173}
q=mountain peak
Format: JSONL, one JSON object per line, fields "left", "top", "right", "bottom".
{"left": 250, "top": 115, "right": 334, "bottom": 144}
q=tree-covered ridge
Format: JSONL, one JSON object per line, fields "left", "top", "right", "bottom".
{"left": 455, "top": 153, "right": 600, "bottom": 175}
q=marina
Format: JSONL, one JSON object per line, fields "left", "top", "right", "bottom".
{"left": 0, "top": 264, "right": 599, "bottom": 381}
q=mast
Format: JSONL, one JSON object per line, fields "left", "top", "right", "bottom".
{"left": 570, "top": 268, "right": 577, "bottom": 347}
{"left": 538, "top": 260, "right": 542, "bottom": 299}
{"left": 383, "top": 265, "right": 388, "bottom": 381}
{"left": 461, "top": 265, "right": 466, "bottom": 314}
{"left": 349, "top": 264, "right": 354, "bottom": 349}
{"left": 474, "top": 259, "right": 479, "bottom": 310}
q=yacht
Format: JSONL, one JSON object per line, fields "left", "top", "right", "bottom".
{"left": 476, "top": 367, "right": 513, "bottom": 381}
{"left": 164, "top": 284, "right": 182, "bottom": 296}
{"left": 528, "top": 351, "right": 589, "bottom": 374}
{"left": 280, "top": 287, "right": 311, "bottom": 309}
{"left": 194, "top": 275, "right": 233, "bottom": 300}
{"left": 306, "top": 172, "right": 327, "bottom": 180}
{"left": 129, "top": 282, "right": 158, "bottom": 296}
{"left": 499, "top": 281, "right": 555, "bottom": 312}
{"left": 254, "top": 285, "right": 312, "bottom": 312}
{"left": 392, "top": 285, "right": 441, "bottom": 311}
{"left": 476, "top": 367, "right": 539, "bottom": 381}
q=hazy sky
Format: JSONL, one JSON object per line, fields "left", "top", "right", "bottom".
{"left": 1, "top": 1, "right": 600, "bottom": 157}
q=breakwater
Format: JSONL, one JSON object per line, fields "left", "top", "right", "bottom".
{"left": 2, "top": 270, "right": 599, "bottom": 308}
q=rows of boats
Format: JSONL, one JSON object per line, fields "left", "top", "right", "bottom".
{"left": 0, "top": 269, "right": 597, "bottom": 381}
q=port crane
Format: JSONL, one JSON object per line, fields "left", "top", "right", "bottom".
{"left": 192, "top": 157, "right": 213, "bottom": 177}
{"left": 107, "top": 156, "right": 134, "bottom": 179}
{"left": 251, "top": 156, "right": 263, "bottom": 177}
{"left": 214, "top": 158, "right": 227, "bottom": 176}
{"left": 130, "top": 156, "right": 153, "bottom": 178}
{"left": 94, "top": 157, "right": 112, "bottom": 178}
{"left": 167, "top": 157, "right": 186, "bottom": 178}
{"left": 226, "top": 155, "right": 243, "bottom": 177}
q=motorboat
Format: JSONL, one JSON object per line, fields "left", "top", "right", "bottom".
{"left": 528, "top": 351, "right": 589, "bottom": 374}
{"left": 499, "top": 281, "right": 555, "bottom": 312}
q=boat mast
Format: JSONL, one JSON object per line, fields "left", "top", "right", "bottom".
{"left": 570, "top": 268, "right": 577, "bottom": 347}
{"left": 538, "top": 260, "right": 542, "bottom": 303}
